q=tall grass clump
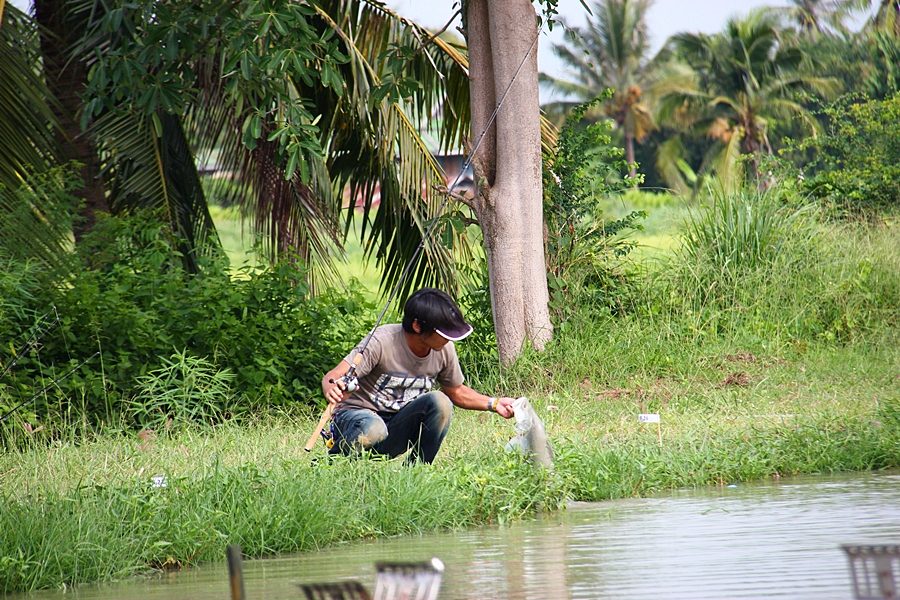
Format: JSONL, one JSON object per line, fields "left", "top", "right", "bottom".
{"left": 679, "top": 185, "right": 816, "bottom": 273}
{"left": 657, "top": 184, "right": 899, "bottom": 342}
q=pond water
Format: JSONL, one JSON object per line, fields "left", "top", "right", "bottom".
{"left": 17, "top": 471, "right": 900, "bottom": 599}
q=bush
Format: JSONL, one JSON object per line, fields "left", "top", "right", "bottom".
{"left": 0, "top": 213, "right": 373, "bottom": 435}
{"left": 541, "top": 96, "right": 645, "bottom": 320}
{"left": 793, "top": 93, "right": 900, "bottom": 218}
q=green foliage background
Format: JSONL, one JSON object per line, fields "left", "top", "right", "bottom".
{"left": 0, "top": 213, "right": 373, "bottom": 433}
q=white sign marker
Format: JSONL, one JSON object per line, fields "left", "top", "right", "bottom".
{"left": 638, "top": 413, "right": 661, "bottom": 423}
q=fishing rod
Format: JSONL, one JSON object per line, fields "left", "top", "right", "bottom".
{"left": 306, "top": 22, "right": 544, "bottom": 450}
{"left": 0, "top": 351, "right": 100, "bottom": 424}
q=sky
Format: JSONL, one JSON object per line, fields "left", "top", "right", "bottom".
{"left": 389, "top": 0, "right": 870, "bottom": 100}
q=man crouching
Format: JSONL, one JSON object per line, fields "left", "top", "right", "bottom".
{"left": 321, "top": 288, "right": 515, "bottom": 464}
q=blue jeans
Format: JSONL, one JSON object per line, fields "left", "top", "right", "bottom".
{"left": 329, "top": 391, "right": 453, "bottom": 464}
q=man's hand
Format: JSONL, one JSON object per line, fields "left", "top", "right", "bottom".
{"left": 323, "top": 378, "right": 347, "bottom": 405}
{"left": 322, "top": 362, "right": 353, "bottom": 406}
{"left": 494, "top": 397, "right": 515, "bottom": 419}
{"left": 322, "top": 354, "right": 363, "bottom": 406}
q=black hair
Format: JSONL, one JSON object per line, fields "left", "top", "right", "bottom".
{"left": 402, "top": 288, "right": 466, "bottom": 334}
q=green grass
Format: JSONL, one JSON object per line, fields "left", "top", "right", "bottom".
{"left": 1, "top": 321, "right": 896, "bottom": 593}
{"left": 604, "top": 189, "right": 690, "bottom": 262}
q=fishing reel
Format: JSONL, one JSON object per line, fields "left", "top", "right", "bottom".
{"left": 340, "top": 372, "right": 359, "bottom": 392}
{"left": 330, "top": 371, "right": 359, "bottom": 393}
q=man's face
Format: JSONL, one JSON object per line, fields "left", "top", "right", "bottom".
{"left": 421, "top": 331, "right": 450, "bottom": 351}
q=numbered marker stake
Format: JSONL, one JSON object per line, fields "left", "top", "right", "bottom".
{"left": 638, "top": 413, "right": 663, "bottom": 446}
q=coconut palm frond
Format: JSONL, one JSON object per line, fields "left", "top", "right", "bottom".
{"left": 784, "top": 0, "right": 873, "bottom": 36}
{"left": 655, "top": 136, "right": 692, "bottom": 195}
{"left": 0, "top": 6, "right": 59, "bottom": 189}
{"left": 871, "top": 0, "right": 900, "bottom": 36}
{"left": 0, "top": 166, "right": 80, "bottom": 275}
{"left": 709, "top": 128, "right": 744, "bottom": 193}
{"left": 156, "top": 113, "right": 222, "bottom": 272}
{"left": 311, "top": 0, "right": 474, "bottom": 297}
{"left": 89, "top": 108, "right": 221, "bottom": 273}
{"left": 596, "top": 0, "right": 651, "bottom": 87}
{"left": 0, "top": 6, "right": 81, "bottom": 274}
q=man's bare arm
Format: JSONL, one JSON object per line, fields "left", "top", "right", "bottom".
{"left": 442, "top": 384, "right": 515, "bottom": 418}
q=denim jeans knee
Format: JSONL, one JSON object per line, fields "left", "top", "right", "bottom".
{"left": 329, "top": 408, "right": 388, "bottom": 455}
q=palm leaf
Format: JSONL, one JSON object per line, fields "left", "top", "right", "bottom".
{"left": 709, "top": 128, "right": 744, "bottom": 193}
{"left": 655, "top": 136, "right": 692, "bottom": 195}
{"left": 0, "top": 6, "right": 59, "bottom": 189}
{"left": 86, "top": 106, "right": 221, "bottom": 273}
{"left": 0, "top": 6, "right": 81, "bottom": 275}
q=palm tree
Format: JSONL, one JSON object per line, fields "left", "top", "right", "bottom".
{"left": 656, "top": 9, "right": 837, "bottom": 189}
{"left": 35, "top": 0, "right": 110, "bottom": 243}
{"left": 781, "top": 0, "right": 871, "bottom": 36}
{"left": 4, "top": 0, "right": 475, "bottom": 293}
{"left": 872, "top": 0, "right": 900, "bottom": 36}
{"left": 541, "top": 0, "right": 657, "bottom": 179}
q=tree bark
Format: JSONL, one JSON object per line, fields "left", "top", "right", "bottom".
{"left": 35, "top": 0, "right": 108, "bottom": 242}
{"left": 466, "top": 0, "right": 553, "bottom": 365}
{"left": 625, "top": 131, "right": 637, "bottom": 179}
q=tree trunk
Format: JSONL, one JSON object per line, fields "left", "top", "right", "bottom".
{"left": 35, "top": 0, "right": 108, "bottom": 242}
{"left": 466, "top": 0, "right": 553, "bottom": 365}
{"left": 625, "top": 131, "right": 637, "bottom": 180}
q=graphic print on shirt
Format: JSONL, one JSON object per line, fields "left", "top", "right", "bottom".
{"left": 373, "top": 372, "right": 434, "bottom": 411}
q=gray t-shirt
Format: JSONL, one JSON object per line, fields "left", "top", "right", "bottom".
{"left": 337, "top": 324, "right": 464, "bottom": 414}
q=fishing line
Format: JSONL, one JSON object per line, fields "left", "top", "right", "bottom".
{"left": 0, "top": 351, "right": 100, "bottom": 424}
{"left": 0, "top": 310, "right": 61, "bottom": 380}
{"left": 351, "top": 22, "right": 544, "bottom": 371}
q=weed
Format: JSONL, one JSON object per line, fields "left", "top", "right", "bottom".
{"left": 126, "top": 350, "right": 235, "bottom": 431}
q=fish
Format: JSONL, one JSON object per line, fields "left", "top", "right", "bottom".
{"left": 504, "top": 397, "right": 554, "bottom": 468}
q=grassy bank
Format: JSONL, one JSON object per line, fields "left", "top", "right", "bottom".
{"left": 1, "top": 323, "right": 897, "bottom": 593}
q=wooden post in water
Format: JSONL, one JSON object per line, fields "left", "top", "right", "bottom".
{"left": 226, "top": 545, "right": 246, "bottom": 600}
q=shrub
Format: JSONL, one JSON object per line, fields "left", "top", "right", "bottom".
{"left": 541, "top": 96, "right": 645, "bottom": 319}
{"left": 792, "top": 93, "right": 900, "bottom": 218}
{"left": 0, "top": 213, "right": 373, "bottom": 435}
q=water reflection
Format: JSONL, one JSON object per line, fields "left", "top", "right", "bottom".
{"left": 16, "top": 471, "right": 900, "bottom": 599}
